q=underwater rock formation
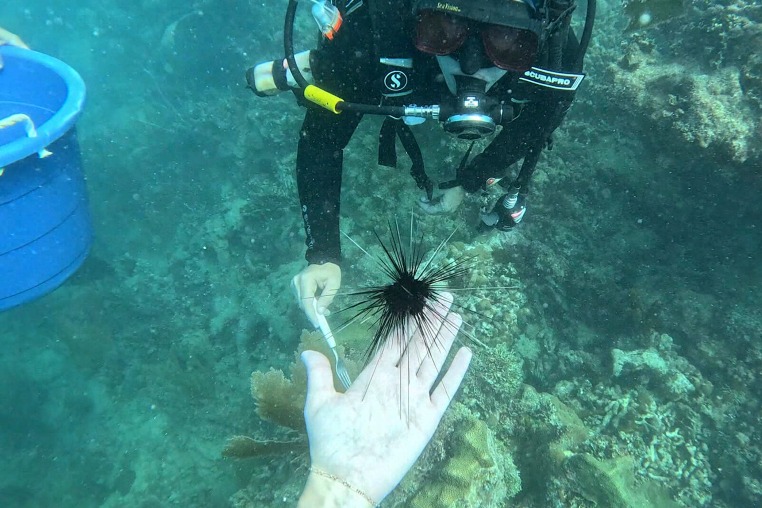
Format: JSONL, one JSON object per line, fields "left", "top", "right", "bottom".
{"left": 609, "top": 40, "right": 757, "bottom": 163}
{"left": 595, "top": 0, "right": 762, "bottom": 165}
{"left": 401, "top": 404, "right": 521, "bottom": 508}
{"left": 564, "top": 453, "right": 678, "bottom": 508}
{"left": 552, "top": 332, "right": 717, "bottom": 505}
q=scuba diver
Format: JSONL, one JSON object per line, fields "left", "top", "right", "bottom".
{"left": 247, "top": 0, "right": 594, "bottom": 326}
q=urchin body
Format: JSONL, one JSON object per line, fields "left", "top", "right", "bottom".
{"left": 341, "top": 220, "right": 470, "bottom": 362}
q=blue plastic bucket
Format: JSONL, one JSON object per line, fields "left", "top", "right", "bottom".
{"left": 0, "top": 46, "right": 91, "bottom": 311}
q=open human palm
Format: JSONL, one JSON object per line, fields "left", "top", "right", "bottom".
{"left": 299, "top": 292, "right": 472, "bottom": 505}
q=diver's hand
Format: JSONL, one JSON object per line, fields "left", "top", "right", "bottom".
{"left": 0, "top": 28, "right": 29, "bottom": 49}
{"left": 292, "top": 263, "right": 342, "bottom": 328}
{"left": 298, "top": 292, "right": 472, "bottom": 507}
{"left": 0, "top": 27, "right": 30, "bottom": 70}
{"left": 418, "top": 185, "right": 465, "bottom": 214}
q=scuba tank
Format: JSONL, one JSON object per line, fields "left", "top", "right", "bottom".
{"left": 247, "top": 50, "right": 314, "bottom": 97}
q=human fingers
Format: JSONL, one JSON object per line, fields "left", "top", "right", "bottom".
{"left": 0, "top": 28, "right": 30, "bottom": 49}
{"left": 416, "top": 311, "right": 462, "bottom": 388}
{"left": 301, "top": 350, "right": 337, "bottom": 415}
{"left": 315, "top": 271, "right": 341, "bottom": 317}
{"left": 402, "top": 291, "right": 454, "bottom": 369}
{"left": 430, "top": 346, "right": 472, "bottom": 412}
{"left": 363, "top": 315, "right": 418, "bottom": 374}
{"left": 292, "top": 272, "right": 319, "bottom": 328}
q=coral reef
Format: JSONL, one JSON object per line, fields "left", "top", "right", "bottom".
{"left": 564, "top": 453, "right": 678, "bottom": 508}
{"left": 592, "top": 0, "right": 762, "bottom": 166}
{"left": 247, "top": 328, "right": 363, "bottom": 433}
{"left": 474, "top": 342, "right": 525, "bottom": 405}
{"left": 442, "top": 240, "right": 527, "bottom": 348}
{"left": 608, "top": 39, "right": 758, "bottom": 163}
{"left": 391, "top": 404, "right": 521, "bottom": 508}
{"left": 611, "top": 342, "right": 698, "bottom": 401}
{"left": 504, "top": 384, "right": 679, "bottom": 507}
{"left": 552, "top": 332, "right": 716, "bottom": 505}
{"left": 3, "top": 1, "right": 762, "bottom": 507}
{"left": 250, "top": 368, "right": 306, "bottom": 432}
{"left": 222, "top": 435, "right": 305, "bottom": 458}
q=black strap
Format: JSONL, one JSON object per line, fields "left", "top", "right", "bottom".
{"left": 378, "top": 117, "right": 398, "bottom": 168}
{"left": 271, "top": 60, "right": 291, "bottom": 92}
{"left": 397, "top": 122, "right": 432, "bottom": 199}
{"left": 377, "top": 117, "right": 433, "bottom": 200}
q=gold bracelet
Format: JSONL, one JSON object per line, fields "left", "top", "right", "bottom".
{"left": 309, "top": 466, "right": 377, "bottom": 507}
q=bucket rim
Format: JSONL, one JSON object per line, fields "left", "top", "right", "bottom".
{"left": 0, "top": 45, "right": 86, "bottom": 168}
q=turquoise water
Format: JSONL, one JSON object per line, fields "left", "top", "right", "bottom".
{"left": 1, "top": 0, "right": 761, "bottom": 506}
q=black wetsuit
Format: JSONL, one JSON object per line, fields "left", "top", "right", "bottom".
{"left": 296, "top": 3, "right": 580, "bottom": 266}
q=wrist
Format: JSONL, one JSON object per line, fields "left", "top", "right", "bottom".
{"left": 298, "top": 470, "right": 376, "bottom": 508}
{"left": 306, "top": 251, "right": 342, "bottom": 266}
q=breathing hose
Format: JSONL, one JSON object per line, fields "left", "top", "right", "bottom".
{"left": 575, "top": 0, "right": 596, "bottom": 72}
{"left": 283, "top": 0, "right": 405, "bottom": 116}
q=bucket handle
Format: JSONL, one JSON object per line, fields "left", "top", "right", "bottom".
{"left": 0, "top": 113, "right": 54, "bottom": 160}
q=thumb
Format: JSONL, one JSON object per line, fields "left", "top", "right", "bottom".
{"left": 301, "top": 350, "right": 336, "bottom": 413}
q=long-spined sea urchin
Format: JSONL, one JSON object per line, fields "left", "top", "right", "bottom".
{"left": 339, "top": 215, "right": 474, "bottom": 363}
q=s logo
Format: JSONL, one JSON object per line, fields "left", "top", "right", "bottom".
{"left": 384, "top": 70, "right": 408, "bottom": 92}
